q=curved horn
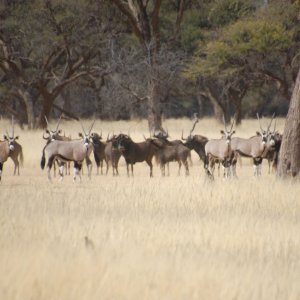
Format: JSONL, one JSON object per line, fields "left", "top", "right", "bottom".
{"left": 100, "top": 130, "right": 102, "bottom": 139}
{"left": 55, "top": 114, "right": 62, "bottom": 132}
{"left": 143, "top": 134, "right": 147, "bottom": 141}
{"left": 256, "top": 113, "right": 263, "bottom": 131}
{"left": 181, "top": 130, "right": 187, "bottom": 141}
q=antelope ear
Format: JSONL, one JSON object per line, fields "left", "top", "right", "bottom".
{"left": 220, "top": 130, "right": 225, "bottom": 135}
{"left": 78, "top": 133, "right": 83, "bottom": 137}
{"left": 15, "top": 136, "right": 19, "bottom": 140}
{"left": 256, "top": 131, "right": 260, "bottom": 136}
{"left": 3, "top": 134, "right": 8, "bottom": 140}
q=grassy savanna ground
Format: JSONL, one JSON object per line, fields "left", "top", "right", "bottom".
{"left": 1, "top": 117, "right": 300, "bottom": 300}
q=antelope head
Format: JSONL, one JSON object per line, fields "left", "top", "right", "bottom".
{"left": 256, "top": 113, "right": 275, "bottom": 145}
{"left": 43, "top": 115, "right": 62, "bottom": 141}
{"left": 3, "top": 116, "right": 19, "bottom": 151}
{"left": 79, "top": 119, "right": 95, "bottom": 148}
{"left": 221, "top": 116, "right": 235, "bottom": 144}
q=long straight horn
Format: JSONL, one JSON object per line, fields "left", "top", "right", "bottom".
{"left": 267, "top": 113, "right": 275, "bottom": 132}
{"left": 55, "top": 114, "right": 62, "bottom": 132}
{"left": 223, "top": 115, "right": 228, "bottom": 132}
{"left": 79, "top": 121, "right": 86, "bottom": 135}
{"left": 256, "top": 113, "right": 263, "bottom": 131}
{"left": 229, "top": 114, "right": 235, "bottom": 132}
{"left": 273, "top": 118, "right": 277, "bottom": 133}
{"left": 11, "top": 115, "right": 14, "bottom": 137}
{"left": 88, "top": 119, "right": 96, "bottom": 134}
{"left": 181, "top": 130, "right": 187, "bottom": 140}
{"left": 44, "top": 115, "right": 50, "bottom": 129}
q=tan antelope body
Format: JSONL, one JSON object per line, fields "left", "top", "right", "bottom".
{"left": 41, "top": 121, "right": 95, "bottom": 182}
{"left": 231, "top": 114, "right": 275, "bottom": 177}
{"left": 0, "top": 117, "right": 22, "bottom": 181}
{"left": 204, "top": 118, "right": 235, "bottom": 178}
{"left": 43, "top": 116, "right": 71, "bottom": 176}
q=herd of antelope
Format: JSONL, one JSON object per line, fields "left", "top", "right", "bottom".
{"left": 0, "top": 114, "right": 282, "bottom": 182}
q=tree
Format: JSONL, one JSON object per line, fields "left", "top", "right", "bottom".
{"left": 277, "top": 68, "right": 300, "bottom": 177}
{"left": 110, "top": 0, "right": 185, "bottom": 132}
{"left": 0, "top": 0, "right": 110, "bottom": 128}
{"left": 187, "top": 1, "right": 300, "bottom": 123}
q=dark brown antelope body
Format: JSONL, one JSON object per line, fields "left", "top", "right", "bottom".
{"left": 91, "top": 132, "right": 106, "bottom": 175}
{"left": 154, "top": 139, "right": 190, "bottom": 176}
{"left": 104, "top": 135, "right": 122, "bottom": 176}
{"left": 153, "top": 131, "right": 191, "bottom": 176}
{"left": 117, "top": 134, "right": 159, "bottom": 177}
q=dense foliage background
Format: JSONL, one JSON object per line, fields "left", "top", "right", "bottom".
{"left": 0, "top": 0, "right": 299, "bottom": 128}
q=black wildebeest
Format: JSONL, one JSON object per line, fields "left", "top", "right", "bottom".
{"left": 91, "top": 132, "right": 122, "bottom": 176}
{"left": 90, "top": 132, "right": 106, "bottom": 175}
{"left": 153, "top": 131, "right": 191, "bottom": 176}
{"left": 104, "top": 134, "right": 122, "bottom": 176}
{"left": 117, "top": 134, "right": 160, "bottom": 177}
{"left": 263, "top": 119, "right": 282, "bottom": 173}
{"left": 181, "top": 117, "right": 208, "bottom": 166}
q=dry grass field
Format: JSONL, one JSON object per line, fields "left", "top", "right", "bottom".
{"left": 1, "top": 118, "right": 300, "bottom": 300}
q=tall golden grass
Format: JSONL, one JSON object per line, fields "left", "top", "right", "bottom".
{"left": 1, "top": 118, "right": 300, "bottom": 300}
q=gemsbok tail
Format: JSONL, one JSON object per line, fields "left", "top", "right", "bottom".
{"left": 41, "top": 146, "right": 46, "bottom": 169}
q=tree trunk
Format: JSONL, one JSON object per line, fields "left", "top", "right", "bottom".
{"left": 17, "top": 88, "right": 35, "bottom": 129}
{"left": 148, "top": 80, "right": 163, "bottom": 132}
{"left": 277, "top": 69, "right": 300, "bottom": 177}
{"left": 196, "top": 94, "right": 205, "bottom": 118}
{"left": 37, "top": 93, "right": 55, "bottom": 129}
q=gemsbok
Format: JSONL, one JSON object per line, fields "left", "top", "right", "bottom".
{"left": 231, "top": 114, "right": 275, "bottom": 177}
{"left": 0, "top": 117, "right": 23, "bottom": 181}
{"left": 41, "top": 121, "right": 95, "bottom": 182}
{"left": 43, "top": 115, "right": 72, "bottom": 176}
{"left": 205, "top": 117, "right": 236, "bottom": 178}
